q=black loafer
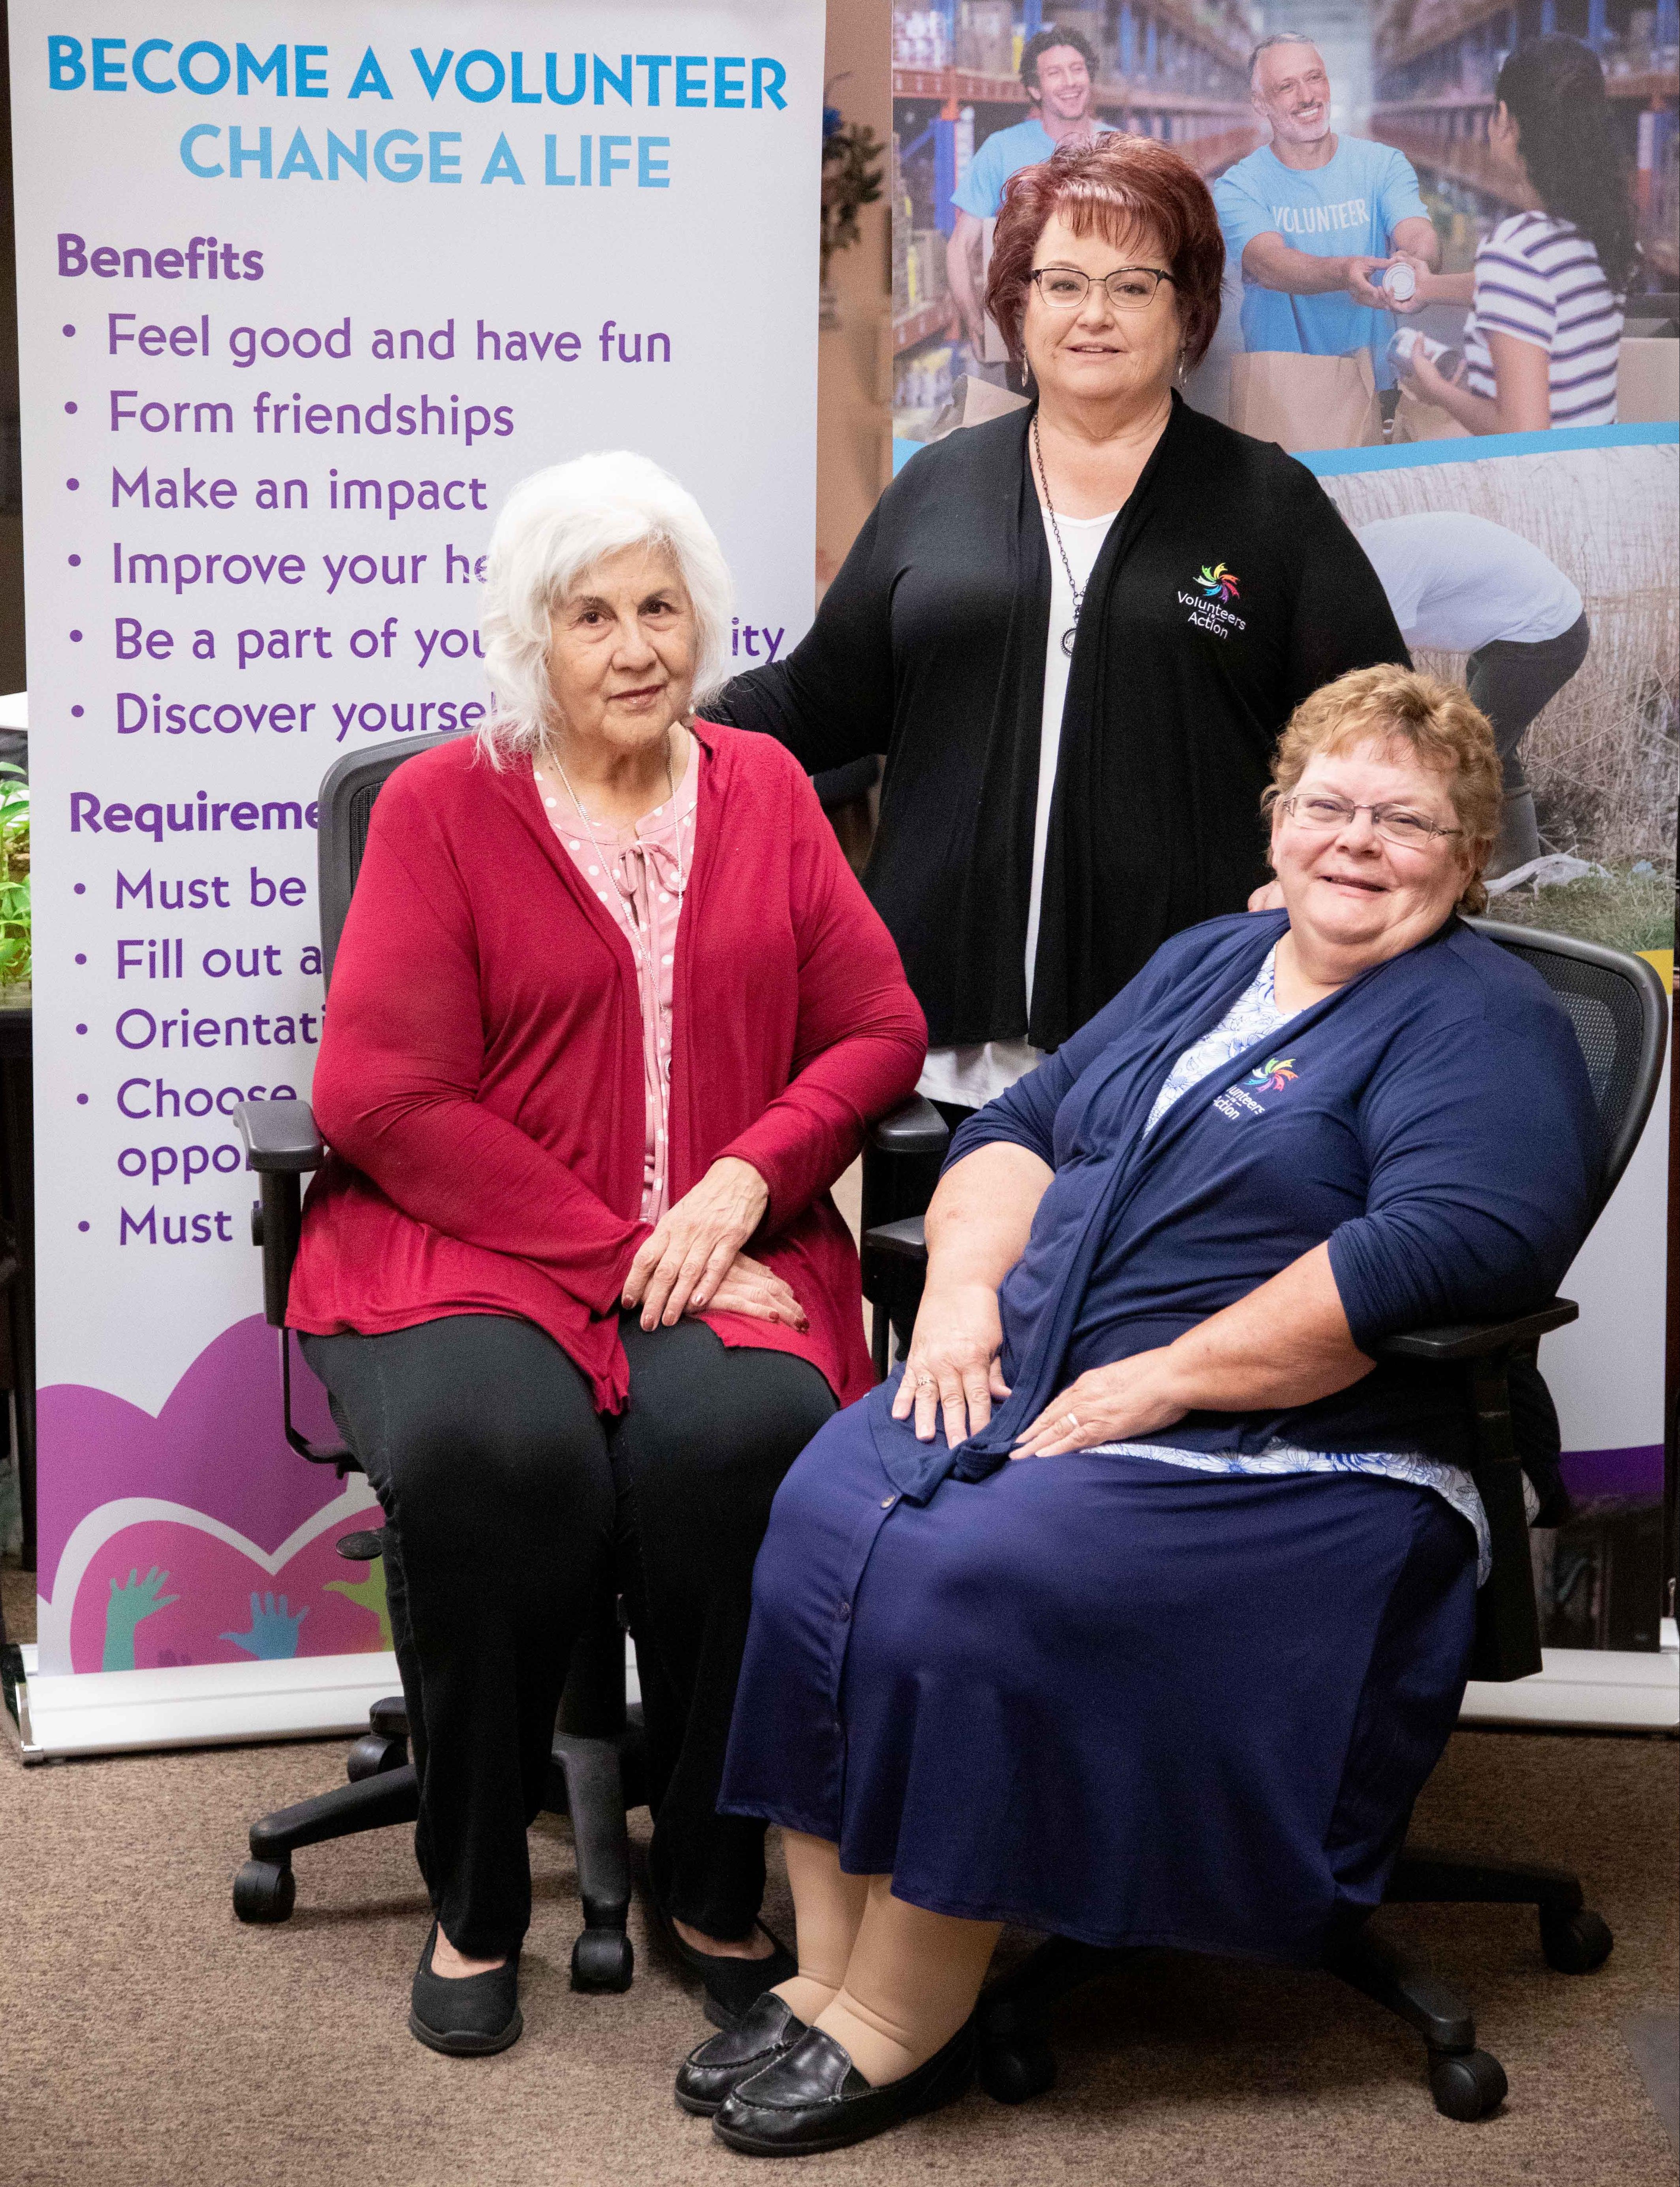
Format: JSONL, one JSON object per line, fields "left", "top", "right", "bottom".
{"left": 408, "top": 1920, "right": 522, "bottom": 2056}
{"left": 675, "top": 1991, "right": 809, "bottom": 2116}
{"left": 656, "top": 1903, "right": 798, "bottom": 2029}
{"left": 712, "top": 2019, "right": 974, "bottom": 2155}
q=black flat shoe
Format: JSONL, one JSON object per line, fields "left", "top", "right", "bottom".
{"left": 712, "top": 2019, "right": 974, "bottom": 2155}
{"left": 656, "top": 1903, "right": 797, "bottom": 2030}
{"left": 408, "top": 1920, "right": 522, "bottom": 2057}
{"left": 675, "top": 1992, "right": 809, "bottom": 2116}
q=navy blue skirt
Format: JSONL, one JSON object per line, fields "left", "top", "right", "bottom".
{"left": 718, "top": 1389, "right": 1478, "bottom": 1965}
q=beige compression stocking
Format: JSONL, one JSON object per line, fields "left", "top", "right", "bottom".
{"left": 773, "top": 1831, "right": 870, "bottom": 2026}
{"left": 813, "top": 1874, "right": 1002, "bottom": 2087}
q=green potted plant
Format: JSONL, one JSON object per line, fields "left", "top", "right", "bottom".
{"left": 820, "top": 95, "right": 885, "bottom": 328}
{"left": 0, "top": 764, "right": 30, "bottom": 1003}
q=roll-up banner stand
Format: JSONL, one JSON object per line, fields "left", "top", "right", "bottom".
{"left": 888, "top": 20, "right": 1678, "bottom": 1730}
{"left": 6, "top": 1, "right": 826, "bottom": 1758}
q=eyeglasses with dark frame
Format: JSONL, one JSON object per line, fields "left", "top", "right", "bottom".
{"left": 1028, "top": 265, "right": 1177, "bottom": 311}
{"left": 1279, "top": 792, "right": 1463, "bottom": 850}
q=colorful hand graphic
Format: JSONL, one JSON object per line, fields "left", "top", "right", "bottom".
{"left": 102, "top": 1565, "right": 181, "bottom": 1672}
{"left": 325, "top": 1563, "right": 393, "bottom": 1649}
{"left": 220, "top": 1591, "right": 309, "bottom": 1660}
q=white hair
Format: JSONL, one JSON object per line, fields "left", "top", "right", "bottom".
{"left": 477, "top": 450, "right": 735, "bottom": 764}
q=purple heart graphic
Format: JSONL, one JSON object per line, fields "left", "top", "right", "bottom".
{"left": 38, "top": 1314, "right": 382, "bottom": 1673}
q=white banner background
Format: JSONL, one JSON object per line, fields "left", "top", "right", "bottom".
{"left": 10, "top": 0, "right": 825, "bottom": 1730}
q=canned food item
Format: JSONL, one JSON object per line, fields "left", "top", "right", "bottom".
{"left": 1383, "top": 262, "right": 1418, "bottom": 303}
{"left": 1387, "top": 327, "right": 1464, "bottom": 381}
{"left": 1388, "top": 327, "right": 1426, "bottom": 367}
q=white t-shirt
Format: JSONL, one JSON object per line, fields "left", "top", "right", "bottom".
{"left": 918, "top": 505, "right": 1118, "bottom": 1110}
{"left": 1462, "top": 211, "right": 1623, "bottom": 429}
{"left": 1355, "top": 513, "right": 1582, "bottom": 653}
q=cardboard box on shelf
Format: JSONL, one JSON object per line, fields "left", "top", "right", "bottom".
{"left": 908, "top": 228, "right": 948, "bottom": 309}
{"left": 956, "top": 0, "right": 1015, "bottom": 75}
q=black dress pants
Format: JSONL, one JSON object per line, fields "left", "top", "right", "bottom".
{"left": 1467, "top": 610, "right": 1591, "bottom": 875}
{"left": 301, "top": 1311, "right": 836, "bottom": 1959}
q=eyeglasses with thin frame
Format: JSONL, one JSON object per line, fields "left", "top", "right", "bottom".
{"left": 1028, "top": 265, "right": 1176, "bottom": 311}
{"left": 1279, "top": 792, "right": 1462, "bottom": 850}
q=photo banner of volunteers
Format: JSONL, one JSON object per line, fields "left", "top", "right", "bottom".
{"left": 884, "top": 6, "right": 1674, "bottom": 1666}
{"left": 9, "top": 0, "right": 829, "bottom": 1742}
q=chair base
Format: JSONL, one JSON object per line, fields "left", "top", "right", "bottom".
{"left": 233, "top": 1692, "right": 648, "bottom": 1994}
{"left": 974, "top": 1848, "right": 1614, "bottom": 2122}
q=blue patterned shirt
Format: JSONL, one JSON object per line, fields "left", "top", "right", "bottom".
{"left": 1104, "top": 948, "right": 1494, "bottom": 1581}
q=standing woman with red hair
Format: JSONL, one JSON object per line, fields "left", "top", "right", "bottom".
{"left": 714, "top": 136, "right": 1407, "bottom": 1129}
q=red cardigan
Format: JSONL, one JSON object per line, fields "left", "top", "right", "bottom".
{"left": 288, "top": 725, "right": 926, "bottom": 1410}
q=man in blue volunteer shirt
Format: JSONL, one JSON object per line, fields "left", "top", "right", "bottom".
{"left": 946, "top": 26, "right": 1114, "bottom": 364}
{"left": 1214, "top": 34, "right": 1439, "bottom": 388}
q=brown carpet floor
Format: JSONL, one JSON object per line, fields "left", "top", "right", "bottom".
{"left": 2, "top": 1564, "right": 1675, "bottom": 2187}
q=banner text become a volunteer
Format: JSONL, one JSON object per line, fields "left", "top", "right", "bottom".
{"left": 44, "top": 38, "right": 790, "bottom": 190}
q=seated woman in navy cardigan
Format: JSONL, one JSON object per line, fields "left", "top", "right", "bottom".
{"left": 685, "top": 663, "right": 1599, "bottom": 2155}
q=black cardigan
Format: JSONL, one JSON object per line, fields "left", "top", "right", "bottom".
{"left": 712, "top": 395, "right": 1408, "bottom": 1052}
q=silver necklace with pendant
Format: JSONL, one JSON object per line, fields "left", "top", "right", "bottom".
{"left": 1033, "top": 414, "right": 1084, "bottom": 658}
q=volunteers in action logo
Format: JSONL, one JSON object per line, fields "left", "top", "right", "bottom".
{"left": 1179, "top": 559, "right": 1247, "bottom": 638}
{"left": 1197, "top": 561, "right": 1240, "bottom": 603}
{"left": 1244, "top": 1056, "right": 1298, "bottom": 1093}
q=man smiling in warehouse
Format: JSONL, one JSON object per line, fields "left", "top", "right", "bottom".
{"left": 1215, "top": 33, "right": 1440, "bottom": 393}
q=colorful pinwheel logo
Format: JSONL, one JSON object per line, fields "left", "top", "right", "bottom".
{"left": 1244, "top": 1056, "right": 1298, "bottom": 1093}
{"left": 1197, "top": 561, "right": 1240, "bottom": 602}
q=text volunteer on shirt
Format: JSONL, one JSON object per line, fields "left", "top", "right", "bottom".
{"left": 1213, "top": 135, "right": 1431, "bottom": 389}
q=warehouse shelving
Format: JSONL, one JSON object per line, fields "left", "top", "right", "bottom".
{"left": 891, "top": 1, "right": 1263, "bottom": 367}
{"left": 1370, "top": 0, "right": 1677, "bottom": 284}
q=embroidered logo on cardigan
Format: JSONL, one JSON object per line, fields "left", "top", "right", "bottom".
{"left": 1196, "top": 561, "right": 1241, "bottom": 602}
{"left": 1244, "top": 1055, "right": 1298, "bottom": 1092}
{"left": 1178, "top": 562, "right": 1248, "bottom": 639}
{"left": 1213, "top": 1056, "right": 1299, "bottom": 1121}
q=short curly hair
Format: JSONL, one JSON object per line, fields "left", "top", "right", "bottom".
{"left": 1020, "top": 25, "right": 1100, "bottom": 92}
{"left": 985, "top": 135, "right": 1225, "bottom": 370}
{"left": 1263, "top": 664, "right": 1503, "bottom": 915}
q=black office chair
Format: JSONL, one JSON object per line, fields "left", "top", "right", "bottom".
{"left": 228, "top": 732, "right": 949, "bottom": 1994}
{"left": 861, "top": 919, "right": 1669, "bottom": 2123}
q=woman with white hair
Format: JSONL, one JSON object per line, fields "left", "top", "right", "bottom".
{"left": 286, "top": 452, "right": 926, "bottom": 2057}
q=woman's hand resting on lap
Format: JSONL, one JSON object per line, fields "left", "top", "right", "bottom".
{"left": 623, "top": 1156, "right": 781, "bottom": 1329}
{"left": 701, "top": 1250, "right": 808, "bottom": 1331}
{"left": 1012, "top": 1349, "right": 1188, "bottom": 1458}
{"left": 893, "top": 1280, "right": 1012, "bottom": 1446}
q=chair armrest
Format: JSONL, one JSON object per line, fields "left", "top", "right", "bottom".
{"left": 1375, "top": 1300, "right": 1578, "bottom": 1362}
{"left": 863, "top": 1216, "right": 929, "bottom": 1264}
{"left": 868, "top": 1096, "right": 949, "bottom": 1160}
{"left": 235, "top": 1098, "right": 325, "bottom": 1174}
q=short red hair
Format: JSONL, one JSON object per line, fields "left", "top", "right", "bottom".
{"left": 985, "top": 136, "right": 1225, "bottom": 371}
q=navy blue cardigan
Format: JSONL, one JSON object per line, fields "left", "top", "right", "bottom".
{"left": 873, "top": 911, "right": 1598, "bottom": 1505}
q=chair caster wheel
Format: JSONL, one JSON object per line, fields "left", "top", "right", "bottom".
{"left": 233, "top": 1858, "right": 296, "bottom": 1924}
{"left": 1429, "top": 2048, "right": 1507, "bottom": 2121}
{"left": 347, "top": 1733, "right": 406, "bottom": 1783}
{"left": 979, "top": 2034, "right": 1056, "bottom": 2105}
{"left": 1540, "top": 1907, "right": 1613, "bottom": 1974}
{"left": 571, "top": 1927, "right": 633, "bottom": 1993}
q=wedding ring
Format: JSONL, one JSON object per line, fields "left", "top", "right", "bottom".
{"left": 1063, "top": 1412, "right": 1080, "bottom": 1433}
{"left": 914, "top": 1373, "right": 937, "bottom": 1391}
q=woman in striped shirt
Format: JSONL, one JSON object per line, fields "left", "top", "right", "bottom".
{"left": 1397, "top": 37, "right": 1636, "bottom": 434}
